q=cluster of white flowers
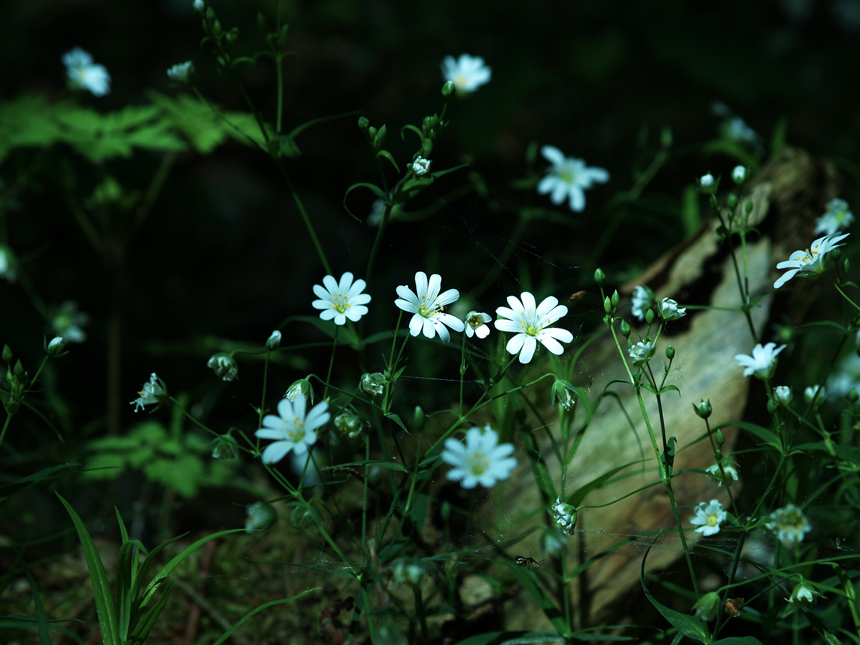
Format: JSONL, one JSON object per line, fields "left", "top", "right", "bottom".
{"left": 62, "top": 48, "right": 111, "bottom": 97}
{"left": 690, "top": 499, "right": 727, "bottom": 536}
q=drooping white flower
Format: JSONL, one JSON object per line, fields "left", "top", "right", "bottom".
{"left": 628, "top": 340, "right": 654, "bottom": 366}
{"left": 658, "top": 298, "right": 686, "bottom": 321}
{"left": 51, "top": 301, "right": 89, "bottom": 343}
{"left": 255, "top": 395, "right": 330, "bottom": 464}
{"left": 130, "top": 373, "right": 164, "bottom": 412}
{"left": 62, "top": 47, "right": 111, "bottom": 97}
{"left": 266, "top": 330, "right": 282, "bottom": 349}
{"left": 773, "top": 233, "right": 850, "bottom": 289}
{"left": 440, "top": 54, "right": 491, "bottom": 95}
{"left": 207, "top": 353, "right": 238, "bottom": 381}
{"left": 412, "top": 157, "right": 431, "bottom": 176}
{"left": 705, "top": 461, "right": 739, "bottom": 487}
{"left": 167, "top": 61, "right": 194, "bottom": 84}
{"left": 441, "top": 425, "right": 517, "bottom": 489}
{"left": 734, "top": 342, "right": 786, "bottom": 379}
{"left": 367, "top": 198, "right": 386, "bottom": 227}
{"left": 814, "top": 198, "right": 854, "bottom": 236}
{"left": 766, "top": 503, "right": 811, "bottom": 546}
{"left": 631, "top": 285, "right": 655, "bottom": 321}
{"left": 494, "top": 292, "right": 573, "bottom": 364}
{"left": 464, "top": 311, "right": 492, "bottom": 339}
{"left": 552, "top": 497, "right": 577, "bottom": 535}
{"left": 690, "top": 499, "right": 727, "bottom": 536}
{"left": 312, "top": 272, "right": 371, "bottom": 326}
{"left": 774, "top": 385, "right": 793, "bottom": 405}
{"left": 787, "top": 578, "right": 823, "bottom": 607}
{"left": 537, "top": 146, "right": 609, "bottom": 212}
{"left": 395, "top": 271, "right": 464, "bottom": 342}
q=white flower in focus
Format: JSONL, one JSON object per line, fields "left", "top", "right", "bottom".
{"left": 734, "top": 342, "right": 786, "bottom": 379}
{"left": 167, "top": 61, "right": 194, "bottom": 84}
{"left": 412, "top": 157, "right": 431, "bottom": 176}
{"left": 51, "top": 301, "right": 89, "bottom": 343}
{"left": 804, "top": 385, "right": 826, "bottom": 408}
{"left": 814, "top": 198, "right": 854, "bottom": 236}
{"left": 552, "top": 497, "right": 578, "bottom": 535}
{"left": 464, "top": 311, "right": 492, "bottom": 339}
{"left": 658, "top": 298, "right": 686, "bottom": 321}
{"left": 628, "top": 340, "right": 654, "bottom": 366}
{"left": 312, "top": 271, "right": 371, "bottom": 326}
{"left": 631, "top": 285, "right": 655, "bottom": 321}
{"left": 395, "top": 271, "right": 465, "bottom": 342}
{"left": 773, "top": 233, "right": 849, "bottom": 289}
{"left": 130, "top": 373, "right": 163, "bottom": 412}
{"left": 62, "top": 47, "right": 111, "bottom": 96}
{"left": 494, "top": 292, "right": 573, "bottom": 364}
{"left": 766, "top": 504, "right": 811, "bottom": 546}
{"left": 0, "top": 245, "right": 16, "bottom": 282}
{"left": 774, "top": 385, "right": 793, "bottom": 405}
{"left": 255, "top": 395, "right": 330, "bottom": 464}
{"left": 732, "top": 165, "right": 748, "bottom": 183}
{"left": 705, "top": 461, "right": 739, "bottom": 487}
{"left": 441, "top": 54, "right": 491, "bottom": 94}
{"left": 537, "top": 146, "right": 609, "bottom": 212}
{"left": 441, "top": 425, "right": 517, "bottom": 489}
{"left": 690, "top": 499, "right": 726, "bottom": 536}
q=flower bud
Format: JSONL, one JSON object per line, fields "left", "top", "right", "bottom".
{"left": 594, "top": 268, "right": 606, "bottom": 284}
{"left": 46, "top": 336, "right": 66, "bottom": 357}
{"left": 413, "top": 405, "right": 425, "bottom": 430}
{"left": 645, "top": 309, "right": 656, "bottom": 325}
{"left": 767, "top": 399, "right": 778, "bottom": 414}
{"left": 660, "top": 126, "right": 673, "bottom": 148}
{"left": 745, "top": 199, "right": 754, "bottom": 215}
{"left": 844, "top": 258, "right": 850, "bottom": 274}
{"left": 603, "top": 296, "right": 612, "bottom": 313}
{"left": 726, "top": 193, "right": 738, "bottom": 210}
{"left": 732, "top": 165, "right": 747, "bottom": 184}
{"left": 805, "top": 385, "right": 825, "bottom": 408}
{"left": 551, "top": 379, "right": 577, "bottom": 412}
{"left": 194, "top": 0, "right": 205, "bottom": 14}
{"left": 716, "top": 429, "right": 725, "bottom": 445}
{"left": 665, "top": 345, "right": 675, "bottom": 359}
{"left": 697, "top": 173, "right": 719, "bottom": 194}
{"left": 774, "top": 386, "right": 792, "bottom": 406}
{"left": 13, "top": 360, "right": 24, "bottom": 377}
{"left": 266, "top": 330, "right": 282, "bottom": 350}
{"left": 207, "top": 353, "right": 238, "bottom": 381}
{"left": 246, "top": 501, "right": 277, "bottom": 533}
{"left": 441, "top": 80, "right": 455, "bottom": 96}
{"left": 358, "top": 116, "right": 370, "bottom": 131}
{"left": 285, "top": 378, "right": 313, "bottom": 403}
{"left": 209, "top": 430, "right": 240, "bottom": 459}
{"left": 611, "top": 290, "right": 620, "bottom": 307}
{"left": 2, "top": 345, "right": 12, "bottom": 364}
{"left": 693, "top": 399, "right": 712, "bottom": 419}
{"left": 360, "top": 372, "right": 386, "bottom": 398}
{"left": 850, "top": 389, "right": 860, "bottom": 403}
{"left": 620, "top": 319, "right": 631, "bottom": 337}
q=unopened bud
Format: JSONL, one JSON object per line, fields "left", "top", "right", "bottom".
{"left": 665, "top": 345, "right": 675, "bottom": 359}
{"left": 442, "top": 80, "right": 455, "bottom": 96}
{"left": 594, "top": 268, "right": 606, "bottom": 284}
{"left": 645, "top": 309, "right": 656, "bottom": 325}
{"left": 693, "top": 399, "right": 712, "bottom": 419}
{"left": 358, "top": 116, "right": 370, "bottom": 131}
{"left": 620, "top": 319, "right": 631, "bottom": 337}
{"left": 2, "top": 345, "right": 12, "bottom": 364}
{"left": 603, "top": 296, "right": 612, "bottom": 313}
{"left": 716, "top": 429, "right": 725, "bottom": 445}
{"left": 726, "top": 193, "right": 738, "bottom": 210}
{"left": 46, "top": 336, "right": 66, "bottom": 357}
{"left": 611, "top": 290, "right": 620, "bottom": 307}
{"left": 413, "top": 405, "right": 425, "bottom": 430}
{"left": 266, "top": 330, "right": 282, "bottom": 350}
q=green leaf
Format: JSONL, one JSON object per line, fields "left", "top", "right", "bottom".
{"left": 343, "top": 182, "right": 386, "bottom": 222}
{"left": 711, "top": 639, "right": 764, "bottom": 645}
{"left": 385, "top": 413, "right": 410, "bottom": 434}
{"left": 376, "top": 149, "right": 400, "bottom": 173}
{"left": 568, "top": 462, "right": 638, "bottom": 507}
{"left": 56, "top": 493, "right": 120, "bottom": 645}
{"left": 640, "top": 536, "right": 710, "bottom": 643}
{"left": 209, "top": 589, "right": 318, "bottom": 645}
{"left": 115, "top": 542, "right": 136, "bottom": 640}
{"left": 723, "top": 421, "right": 779, "bottom": 445}
{"left": 336, "top": 459, "right": 408, "bottom": 472}
{"left": 288, "top": 109, "right": 362, "bottom": 139}
{"left": 0, "top": 463, "right": 81, "bottom": 503}
{"left": 126, "top": 580, "right": 173, "bottom": 645}
{"left": 15, "top": 552, "right": 51, "bottom": 645}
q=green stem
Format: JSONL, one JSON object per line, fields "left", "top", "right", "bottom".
{"left": 274, "top": 159, "right": 332, "bottom": 274}
{"left": 323, "top": 326, "right": 339, "bottom": 401}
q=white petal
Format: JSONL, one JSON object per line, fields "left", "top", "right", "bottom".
{"left": 520, "top": 292, "right": 536, "bottom": 312}
{"left": 436, "top": 288, "right": 460, "bottom": 307}
{"left": 518, "top": 337, "right": 537, "bottom": 363}
{"left": 568, "top": 186, "right": 585, "bottom": 212}
{"left": 322, "top": 274, "right": 339, "bottom": 295}
{"left": 426, "top": 273, "right": 442, "bottom": 299}
{"left": 438, "top": 313, "right": 465, "bottom": 331}
{"left": 506, "top": 333, "right": 526, "bottom": 356}
{"left": 313, "top": 284, "right": 331, "bottom": 301}
{"left": 338, "top": 272, "right": 354, "bottom": 293}
{"left": 435, "top": 322, "right": 450, "bottom": 343}
{"left": 495, "top": 319, "right": 522, "bottom": 334}
{"left": 415, "top": 271, "right": 429, "bottom": 296}
{"left": 276, "top": 398, "right": 295, "bottom": 419}
{"left": 408, "top": 314, "right": 424, "bottom": 336}
{"left": 541, "top": 145, "right": 566, "bottom": 166}
{"left": 550, "top": 181, "right": 569, "bottom": 205}
{"left": 262, "top": 441, "right": 291, "bottom": 464}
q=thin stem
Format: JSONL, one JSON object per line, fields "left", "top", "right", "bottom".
{"left": 323, "top": 326, "right": 339, "bottom": 401}
{"left": 274, "top": 159, "right": 332, "bottom": 274}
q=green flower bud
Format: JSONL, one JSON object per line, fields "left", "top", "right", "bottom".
{"left": 212, "top": 19, "right": 222, "bottom": 35}
{"left": 767, "top": 399, "right": 778, "bottom": 415}
{"left": 660, "top": 126, "right": 673, "bottom": 148}
{"left": 358, "top": 116, "right": 370, "bottom": 131}
{"left": 13, "top": 360, "right": 24, "bottom": 377}
{"left": 46, "top": 336, "right": 66, "bottom": 357}
{"left": 745, "top": 199, "right": 754, "bottom": 214}
{"left": 726, "top": 193, "right": 738, "bottom": 210}
{"left": 246, "top": 502, "right": 277, "bottom": 533}
{"left": 693, "top": 399, "right": 712, "bottom": 419}
{"left": 665, "top": 345, "right": 675, "bottom": 359}
{"left": 850, "top": 389, "right": 859, "bottom": 403}
{"left": 256, "top": 11, "right": 267, "bottom": 33}
{"left": 207, "top": 352, "right": 238, "bottom": 381}
{"left": 611, "top": 290, "right": 620, "bottom": 307}
{"left": 413, "top": 405, "right": 425, "bottom": 430}
{"left": 716, "top": 428, "right": 725, "bottom": 445}
{"left": 594, "top": 268, "right": 606, "bottom": 284}
{"left": 645, "top": 309, "right": 656, "bottom": 325}
{"left": 225, "top": 27, "right": 239, "bottom": 46}
{"left": 603, "top": 296, "right": 612, "bottom": 313}
{"left": 620, "top": 319, "right": 631, "bottom": 337}
{"left": 2, "top": 345, "right": 12, "bottom": 364}
{"left": 360, "top": 372, "right": 386, "bottom": 398}
{"left": 285, "top": 378, "right": 313, "bottom": 403}
{"left": 209, "top": 430, "right": 240, "bottom": 459}
{"left": 844, "top": 258, "right": 850, "bottom": 274}
{"left": 266, "top": 330, "right": 282, "bottom": 350}
{"left": 441, "top": 80, "right": 455, "bottom": 96}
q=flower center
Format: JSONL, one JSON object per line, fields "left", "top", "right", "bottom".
{"left": 332, "top": 293, "right": 350, "bottom": 314}
{"left": 418, "top": 293, "right": 441, "bottom": 319}
{"left": 467, "top": 315, "right": 483, "bottom": 329}
{"left": 706, "top": 514, "right": 719, "bottom": 527}
{"left": 468, "top": 452, "right": 489, "bottom": 476}
{"left": 287, "top": 426, "right": 305, "bottom": 443}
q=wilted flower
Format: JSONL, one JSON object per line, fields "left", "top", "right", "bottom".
{"left": 631, "top": 285, "right": 655, "bottom": 321}
{"left": 628, "top": 340, "right": 654, "bottom": 366}
{"left": 658, "top": 298, "right": 686, "bottom": 321}
{"left": 537, "top": 146, "right": 609, "bottom": 212}
{"left": 440, "top": 54, "right": 491, "bottom": 94}
{"left": 691, "top": 499, "right": 727, "bottom": 536}
{"left": 774, "top": 233, "right": 849, "bottom": 289}
{"left": 412, "top": 157, "right": 431, "bottom": 176}
{"left": 167, "top": 61, "right": 194, "bottom": 84}
{"left": 334, "top": 408, "right": 365, "bottom": 438}
{"left": 312, "top": 272, "right": 371, "bottom": 326}
{"left": 814, "top": 198, "right": 854, "bottom": 236}
{"left": 766, "top": 504, "right": 811, "bottom": 546}
{"left": 62, "top": 47, "right": 111, "bottom": 96}
{"left": 441, "top": 425, "right": 517, "bottom": 489}
{"left": 255, "top": 395, "right": 330, "bottom": 464}
{"left": 734, "top": 342, "right": 785, "bottom": 379}
{"left": 207, "top": 353, "right": 238, "bottom": 381}
{"left": 552, "top": 497, "right": 578, "bottom": 535}
{"left": 395, "top": 271, "right": 464, "bottom": 342}
{"left": 464, "top": 311, "right": 492, "bottom": 339}
{"left": 705, "top": 461, "right": 739, "bottom": 487}
{"left": 494, "top": 292, "right": 573, "bottom": 364}
{"left": 130, "top": 373, "right": 164, "bottom": 412}
{"left": 360, "top": 372, "right": 386, "bottom": 397}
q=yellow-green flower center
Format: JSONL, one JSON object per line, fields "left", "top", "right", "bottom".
{"left": 468, "top": 452, "right": 488, "bottom": 475}
{"left": 418, "top": 293, "right": 440, "bottom": 319}
{"left": 332, "top": 293, "right": 350, "bottom": 314}
{"left": 467, "top": 314, "right": 483, "bottom": 329}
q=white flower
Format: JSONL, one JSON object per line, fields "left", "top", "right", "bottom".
{"left": 130, "top": 373, "right": 163, "bottom": 412}
{"left": 705, "top": 462, "right": 739, "bottom": 487}
{"left": 628, "top": 340, "right": 654, "bottom": 366}
{"left": 690, "top": 499, "right": 726, "bottom": 537}
{"left": 0, "top": 245, "right": 16, "bottom": 282}
{"left": 494, "top": 292, "right": 573, "bottom": 364}
{"left": 658, "top": 298, "right": 686, "bottom": 321}
{"left": 732, "top": 165, "right": 747, "bottom": 183}
{"left": 367, "top": 198, "right": 386, "bottom": 227}
{"left": 193, "top": 0, "right": 205, "bottom": 13}
{"left": 766, "top": 504, "right": 811, "bottom": 546}
{"left": 464, "top": 311, "right": 492, "bottom": 339}
{"left": 266, "top": 330, "right": 282, "bottom": 349}
{"left": 552, "top": 497, "right": 577, "bottom": 535}
{"left": 537, "top": 146, "right": 609, "bottom": 212}
{"left": 440, "top": 54, "right": 491, "bottom": 94}
{"left": 804, "top": 384, "right": 826, "bottom": 408}
{"left": 312, "top": 272, "right": 371, "bottom": 326}
{"left": 62, "top": 47, "right": 111, "bottom": 97}
{"left": 412, "top": 157, "right": 431, "bottom": 176}
{"left": 631, "top": 285, "right": 655, "bottom": 320}
{"left": 788, "top": 578, "right": 823, "bottom": 607}
{"left": 700, "top": 173, "right": 714, "bottom": 187}
{"left": 46, "top": 337, "right": 66, "bottom": 356}
{"left": 255, "top": 395, "right": 330, "bottom": 464}
{"left": 441, "top": 425, "right": 517, "bottom": 489}
{"left": 734, "top": 342, "right": 786, "bottom": 379}
{"left": 51, "top": 301, "right": 89, "bottom": 343}
{"left": 244, "top": 502, "right": 276, "bottom": 533}
{"left": 774, "top": 385, "right": 793, "bottom": 405}
{"left": 773, "top": 233, "right": 850, "bottom": 289}
{"left": 814, "top": 198, "right": 854, "bottom": 236}
{"left": 395, "top": 272, "right": 464, "bottom": 342}
{"left": 167, "top": 61, "right": 194, "bottom": 84}
{"left": 207, "top": 353, "right": 238, "bottom": 381}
